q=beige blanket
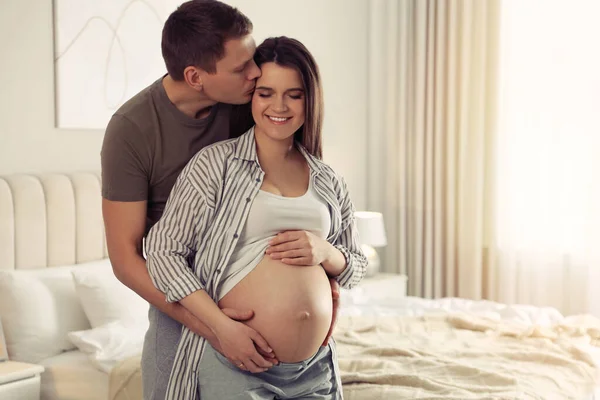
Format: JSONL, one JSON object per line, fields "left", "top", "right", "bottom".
{"left": 337, "top": 314, "right": 600, "bottom": 400}
{"left": 110, "top": 314, "right": 600, "bottom": 400}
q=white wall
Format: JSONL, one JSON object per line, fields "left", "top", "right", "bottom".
{"left": 0, "top": 0, "right": 369, "bottom": 209}
{"left": 0, "top": 0, "right": 105, "bottom": 175}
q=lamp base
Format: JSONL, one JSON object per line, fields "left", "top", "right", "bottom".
{"left": 361, "top": 244, "right": 380, "bottom": 277}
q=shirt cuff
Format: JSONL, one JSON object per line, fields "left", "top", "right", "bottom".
{"left": 333, "top": 244, "right": 354, "bottom": 288}
{"left": 165, "top": 273, "right": 205, "bottom": 303}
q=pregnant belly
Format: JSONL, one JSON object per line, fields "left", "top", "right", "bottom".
{"left": 218, "top": 255, "right": 333, "bottom": 363}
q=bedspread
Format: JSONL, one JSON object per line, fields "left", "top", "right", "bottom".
{"left": 337, "top": 313, "right": 600, "bottom": 400}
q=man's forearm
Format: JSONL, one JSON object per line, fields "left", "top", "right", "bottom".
{"left": 112, "top": 254, "right": 216, "bottom": 341}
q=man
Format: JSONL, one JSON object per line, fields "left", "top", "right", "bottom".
{"left": 101, "top": 1, "right": 340, "bottom": 399}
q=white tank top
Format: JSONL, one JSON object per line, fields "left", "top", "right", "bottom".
{"left": 217, "top": 179, "right": 331, "bottom": 300}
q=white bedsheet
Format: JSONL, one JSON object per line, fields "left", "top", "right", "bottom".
{"left": 39, "top": 350, "right": 109, "bottom": 400}
{"left": 340, "top": 292, "right": 600, "bottom": 399}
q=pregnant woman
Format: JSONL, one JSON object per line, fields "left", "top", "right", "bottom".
{"left": 146, "top": 36, "right": 367, "bottom": 400}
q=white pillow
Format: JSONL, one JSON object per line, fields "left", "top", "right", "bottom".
{"left": 71, "top": 261, "right": 149, "bottom": 328}
{"left": 68, "top": 320, "right": 147, "bottom": 372}
{"left": 0, "top": 264, "right": 95, "bottom": 363}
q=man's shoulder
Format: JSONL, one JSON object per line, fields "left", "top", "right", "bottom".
{"left": 103, "top": 79, "right": 164, "bottom": 146}
{"left": 113, "top": 79, "right": 160, "bottom": 119}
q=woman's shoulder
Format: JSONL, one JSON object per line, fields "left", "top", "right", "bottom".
{"left": 178, "top": 134, "right": 246, "bottom": 196}
{"left": 309, "top": 158, "right": 349, "bottom": 197}
{"left": 186, "top": 130, "right": 249, "bottom": 171}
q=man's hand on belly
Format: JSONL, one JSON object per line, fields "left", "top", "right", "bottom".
{"left": 322, "top": 278, "right": 340, "bottom": 346}
{"left": 213, "top": 317, "right": 277, "bottom": 374}
{"left": 202, "top": 308, "right": 278, "bottom": 367}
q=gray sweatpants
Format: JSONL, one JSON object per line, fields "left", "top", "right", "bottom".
{"left": 141, "top": 306, "right": 182, "bottom": 400}
{"left": 198, "top": 340, "right": 342, "bottom": 399}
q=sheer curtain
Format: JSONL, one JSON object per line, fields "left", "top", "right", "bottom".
{"left": 493, "top": 0, "right": 600, "bottom": 316}
{"left": 366, "top": 0, "right": 501, "bottom": 298}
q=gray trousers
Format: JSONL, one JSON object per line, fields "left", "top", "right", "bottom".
{"left": 198, "top": 341, "right": 342, "bottom": 399}
{"left": 141, "top": 306, "right": 182, "bottom": 400}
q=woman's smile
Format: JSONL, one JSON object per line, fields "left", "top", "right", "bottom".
{"left": 266, "top": 115, "right": 293, "bottom": 125}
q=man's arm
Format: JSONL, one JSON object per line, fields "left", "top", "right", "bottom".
{"left": 100, "top": 114, "right": 275, "bottom": 363}
{"left": 102, "top": 199, "right": 247, "bottom": 344}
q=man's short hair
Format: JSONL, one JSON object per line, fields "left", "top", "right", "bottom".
{"left": 161, "top": 0, "right": 252, "bottom": 80}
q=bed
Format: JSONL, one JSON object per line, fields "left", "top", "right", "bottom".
{"left": 109, "top": 297, "right": 600, "bottom": 400}
{"left": 1, "top": 172, "right": 599, "bottom": 400}
{"left": 39, "top": 350, "right": 109, "bottom": 400}
{"left": 0, "top": 172, "right": 112, "bottom": 400}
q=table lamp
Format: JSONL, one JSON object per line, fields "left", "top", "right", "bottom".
{"left": 354, "top": 211, "right": 387, "bottom": 276}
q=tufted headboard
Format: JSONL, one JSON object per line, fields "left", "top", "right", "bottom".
{"left": 0, "top": 172, "right": 108, "bottom": 270}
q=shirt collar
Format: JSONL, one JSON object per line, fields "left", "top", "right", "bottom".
{"left": 233, "top": 126, "right": 258, "bottom": 162}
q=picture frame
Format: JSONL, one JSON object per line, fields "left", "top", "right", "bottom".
{"left": 0, "top": 318, "right": 8, "bottom": 361}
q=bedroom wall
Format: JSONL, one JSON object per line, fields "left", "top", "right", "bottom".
{"left": 0, "top": 0, "right": 369, "bottom": 209}
{"left": 0, "top": 0, "right": 105, "bottom": 176}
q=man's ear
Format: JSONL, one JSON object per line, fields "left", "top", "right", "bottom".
{"left": 183, "top": 66, "right": 204, "bottom": 91}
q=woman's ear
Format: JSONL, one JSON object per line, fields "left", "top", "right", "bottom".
{"left": 183, "top": 66, "right": 204, "bottom": 92}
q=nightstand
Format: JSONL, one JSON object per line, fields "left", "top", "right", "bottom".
{"left": 0, "top": 361, "right": 45, "bottom": 400}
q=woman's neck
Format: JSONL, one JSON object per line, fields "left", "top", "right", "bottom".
{"left": 254, "top": 126, "right": 298, "bottom": 169}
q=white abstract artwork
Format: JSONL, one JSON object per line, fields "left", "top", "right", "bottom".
{"left": 53, "top": 0, "right": 180, "bottom": 129}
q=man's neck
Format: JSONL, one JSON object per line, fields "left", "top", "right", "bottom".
{"left": 162, "top": 75, "right": 216, "bottom": 119}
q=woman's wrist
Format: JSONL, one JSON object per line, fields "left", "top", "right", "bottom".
{"left": 321, "top": 245, "right": 346, "bottom": 277}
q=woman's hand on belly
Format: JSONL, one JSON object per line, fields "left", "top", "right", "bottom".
{"left": 266, "top": 230, "right": 334, "bottom": 266}
{"left": 213, "top": 317, "right": 275, "bottom": 373}
{"left": 266, "top": 230, "right": 348, "bottom": 278}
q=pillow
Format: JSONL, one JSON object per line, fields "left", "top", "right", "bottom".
{"left": 71, "top": 261, "right": 149, "bottom": 328}
{"left": 0, "top": 263, "right": 98, "bottom": 363}
{"left": 68, "top": 320, "right": 147, "bottom": 372}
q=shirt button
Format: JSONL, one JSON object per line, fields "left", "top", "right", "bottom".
{"left": 233, "top": 233, "right": 239, "bottom": 239}
{"left": 246, "top": 197, "right": 251, "bottom": 202}
{"left": 216, "top": 268, "right": 222, "bottom": 274}
{"left": 256, "top": 178, "right": 260, "bottom": 183}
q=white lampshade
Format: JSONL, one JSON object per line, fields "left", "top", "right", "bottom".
{"left": 355, "top": 211, "right": 387, "bottom": 247}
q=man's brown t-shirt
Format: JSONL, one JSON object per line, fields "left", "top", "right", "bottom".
{"left": 101, "top": 77, "right": 252, "bottom": 234}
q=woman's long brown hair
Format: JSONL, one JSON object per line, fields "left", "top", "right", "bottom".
{"left": 254, "top": 37, "right": 324, "bottom": 159}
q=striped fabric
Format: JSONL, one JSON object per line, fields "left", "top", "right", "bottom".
{"left": 146, "top": 127, "right": 367, "bottom": 399}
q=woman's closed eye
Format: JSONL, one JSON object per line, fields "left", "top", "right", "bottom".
{"left": 257, "top": 93, "right": 303, "bottom": 100}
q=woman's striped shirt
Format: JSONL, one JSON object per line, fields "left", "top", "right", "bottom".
{"left": 146, "top": 127, "right": 367, "bottom": 399}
